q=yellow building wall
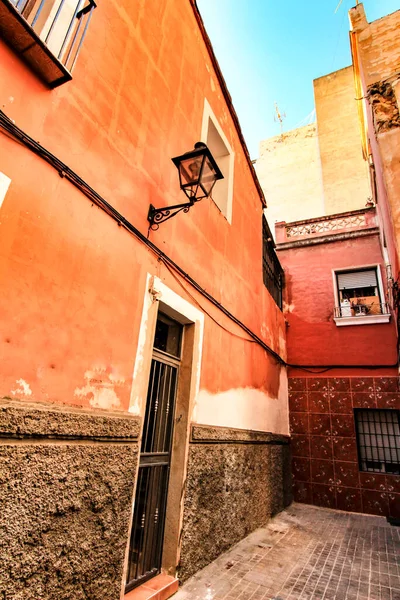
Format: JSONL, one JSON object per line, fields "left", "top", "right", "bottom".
{"left": 314, "top": 65, "right": 371, "bottom": 216}
{"left": 256, "top": 124, "right": 325, "bottom": 231}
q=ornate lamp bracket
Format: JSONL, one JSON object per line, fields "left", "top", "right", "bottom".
{"left": 147, "top": 200, "right": 194, "bottom": 231}
{"left": 147, "top": 142, "right": 223, "bottom": 233}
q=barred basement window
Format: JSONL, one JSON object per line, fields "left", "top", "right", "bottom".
{"left": 262, "top": 217, "right": 284, "bottom": 310}
{"left": 355, "top": 409, "right": 400, "bottom": 474}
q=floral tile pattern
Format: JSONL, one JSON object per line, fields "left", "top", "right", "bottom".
{"left": 329, "top": 391, "right": 353, "bottom": 413}
{"left": 309, "top": 413, "right": 331, "bottom": 436}
{"left": 308, "top": 391, "right": 330, "bottom": 413}
{"left": 290, "top": 376, "right": 400, "bottom": 518}
{"left": 288, "top": 391, "right": 308, "bottom": 412}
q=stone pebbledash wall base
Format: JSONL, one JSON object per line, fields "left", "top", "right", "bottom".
{"left": 0, "top": 399, "right": 140, "bottom": 600}
{"left": 178, "top": 424, "right": 291, "bottom": 582}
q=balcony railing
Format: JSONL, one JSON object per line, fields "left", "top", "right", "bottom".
{"left": 13, "top": 0, "right": 95, "bottom": 70}
{"left": 286, "top": 213, "right": 366, "bottom": 238}
{"left": 334, "top": 302, "right": 390, "bottom": 318}
{"left": 275, "top": 208, "right": 378, "bottom": 246}
{"left": 0, "top": 0, "right": 96, "bottom": 86}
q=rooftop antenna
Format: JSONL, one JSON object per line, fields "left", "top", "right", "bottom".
{"left": 334, "top": 0, "right": 344, "bottom": 13}
{"left": 274, "top": 102, "right": 286, "bottom": 135}
{"left": 334, "top": 0, "right": 358, "bottom": 13}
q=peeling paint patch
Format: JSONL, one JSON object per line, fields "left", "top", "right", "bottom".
{"left": 11, "top": 379, "right": 32, "bottom": 397}
{"left": 278, "top": 332, "right": 287, "bottom": 359}
{"left": 74, "top": 368, "right": 123, "bottom": 409}
{"left": 283, "top": 301, "right": 295, "bottom": 313}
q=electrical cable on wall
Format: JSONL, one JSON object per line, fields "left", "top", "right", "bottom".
{"left": 0, "top": 109, "right": 285, "bottom": 366}
{"left": 0, "top": 109, "right": 397, "bottom": 374}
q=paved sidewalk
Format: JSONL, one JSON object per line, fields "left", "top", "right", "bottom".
{"left": 174, "top": 503, "right": 400, "bottom": 600}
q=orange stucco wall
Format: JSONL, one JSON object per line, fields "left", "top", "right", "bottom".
{"left": 0, "top": 1, "right": 287, "bottom": 429}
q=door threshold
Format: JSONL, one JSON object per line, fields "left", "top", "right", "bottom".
{"left": 124, "top": 573, "right": 179, "bottom": 600}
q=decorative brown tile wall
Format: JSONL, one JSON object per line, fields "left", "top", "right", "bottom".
{"left": 289, "top": 376, "right": 400, "bottom": 518}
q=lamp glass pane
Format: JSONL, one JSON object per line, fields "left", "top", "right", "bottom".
{"left": 179, "top": 156, "right": 204, "bottom": 185}
{"left": 199, "top": 157, "right": 216, "bottom": 195}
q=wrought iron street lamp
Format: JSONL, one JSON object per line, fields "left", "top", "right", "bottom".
{"left": 147, "top": 142, "right": 223, "bottom": 231}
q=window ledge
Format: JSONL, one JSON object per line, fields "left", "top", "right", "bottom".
{"left": 334, "top": 314, "right": 391, "bottom": 327}
{"left": 0, "top": 0, "right": 72, "bottom": 88}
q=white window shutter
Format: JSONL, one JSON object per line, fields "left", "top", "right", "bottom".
{"left": 337, "top": 269, "right": 377, "bottom": 290}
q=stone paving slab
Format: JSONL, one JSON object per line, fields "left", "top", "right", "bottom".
{"left": 173, "top": 503, "right": 400, "bottom": 600}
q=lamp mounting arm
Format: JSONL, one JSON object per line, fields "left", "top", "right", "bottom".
{"left": 148, "top": 200, "right": 194, "bottom": 231}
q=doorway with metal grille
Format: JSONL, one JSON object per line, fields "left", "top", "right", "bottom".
{"left": 125, "top": 313, "right": 183, "bottom": 593}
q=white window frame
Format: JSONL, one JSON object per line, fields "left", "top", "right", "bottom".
{"left": 332, "top": 264, "right": 391, "bottom": 326}
{"left": 0, "top": 172, "right": 11, "bottom": 210}
{"left": 355, "top": 409, "right": 400, "bottom": 474}
{"left": 201, "top": 99, "right": 234, "bottom": 224}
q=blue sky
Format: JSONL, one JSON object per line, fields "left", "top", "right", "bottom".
{"left": 197, "top": 0, "right": 400, "bottom": 158}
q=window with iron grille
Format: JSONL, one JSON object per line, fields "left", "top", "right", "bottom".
{"left": 262, "top": 217, "right": 284, "bottom": 310}
{"left": 355, "top": 409, "right": 400, "bottom": 474}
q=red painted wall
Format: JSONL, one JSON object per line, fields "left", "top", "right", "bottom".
{"left": 0, "top": 1, "right": 286, "bottom": 410}
{"left": 278, "top": 232, "right": 397, "bottom": 375}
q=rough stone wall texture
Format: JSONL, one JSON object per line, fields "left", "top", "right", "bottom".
{"left": 351, "top": 5, "right": 400, "bottom": 285}
{"left": 178, "top": 425, "right": 291, "bottom": 582}
{"left": 368, "top": 81, "right": 400, "bottom": 133}
{"left": 352, "top": 7, "right": 400, "bottom": 87}
{"left": 0, "top": 400, "right": 140, "bottom": 600}
{"left": 0, "top": 400, "right": 141, "bottom": 439}
{"left": 256, "top": 124, "right": 325, "bottom": 230}
{"left": 289, "top": 377, "right": 400, "bottom": 519}
{"left": 376, "top": 126, "right": 400, "bottom": 267}
{"left": 314, "top": 66, "right": 371, "bottom": 216}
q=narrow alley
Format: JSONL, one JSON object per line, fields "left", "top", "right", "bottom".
{"left": 174, "top": 504, "right": 400, "bottom": 600}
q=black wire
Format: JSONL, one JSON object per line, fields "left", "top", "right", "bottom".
{"left": 161, "top": 258, "right": 259, "bottom": 345}
{"left": 0, "top": 109, "right": 285, "bottom": 364}
{"left": 287, "top": 364, "right": 398, "bottom": 373}
{"left": 1, "top": 109, "right": 397, "bottom": 374}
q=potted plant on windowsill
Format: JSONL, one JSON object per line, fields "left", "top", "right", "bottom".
{"left": 351, "top": 299, "right": 373, "bottom": 316}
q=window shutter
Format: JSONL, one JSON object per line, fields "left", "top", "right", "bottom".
{"left": 337, "top": 269, "right": 377, "bottom": 290}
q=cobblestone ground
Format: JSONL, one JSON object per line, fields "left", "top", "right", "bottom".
{"left": 174, "top": 503, "right": 400, "bottom": 600}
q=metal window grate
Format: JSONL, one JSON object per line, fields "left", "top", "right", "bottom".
{"left": 262, "top": 218, "right": 284, "bottom": 310}
{"left": 125, "top": 313, "right": 182, "bottom": 593}
{"left": 355, "top": 409, "right": 400, "bottom": 474}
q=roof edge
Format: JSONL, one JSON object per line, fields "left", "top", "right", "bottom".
{"left": 190, "top": 0, "right": 266, "bottom": 208}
